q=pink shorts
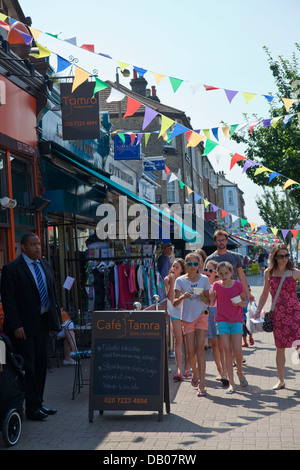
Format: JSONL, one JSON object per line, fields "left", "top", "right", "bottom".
{"left": 182, "top": 314, "right": 208, "bottom": 334}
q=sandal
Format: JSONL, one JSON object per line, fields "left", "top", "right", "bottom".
{"left": 173, "top": 373, "right": 184, "bottom": 382}
{"left": 184, "top": 370, "right": 192, "bottom": 378}
{"left": 197, "top": 389, "right": 207, "bottom": 397}
{"left": 239, "top": 377, "right": 248, "bottom": 388}
{"left": 226, "top": 387, "right": 235, "bottom": 394}
{"left": 191, "top": 377, "right": 199, "bottom": 388}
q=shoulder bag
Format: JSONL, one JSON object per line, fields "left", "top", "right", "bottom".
{"left": 262, "top": 270, "right": 290, "bottom": 332}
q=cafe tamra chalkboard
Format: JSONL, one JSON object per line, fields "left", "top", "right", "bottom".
{"left": 88, "top": 310, "right": 170, "bottom": 422}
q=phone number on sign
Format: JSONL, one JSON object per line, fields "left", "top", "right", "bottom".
{"left": 104, "top": 397, "right": 148, "bottom": 404}
{"left": 64, "top": 121, "right": 98, "bottom": 127}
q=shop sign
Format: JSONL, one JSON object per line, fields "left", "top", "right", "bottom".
{"left": 114, "top": 134, "right": 140, "bottom": 160}
{"left": 61, "top": 81, "right": 100, "bottom": 141}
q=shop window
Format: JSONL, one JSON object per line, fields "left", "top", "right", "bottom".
{"left": 11, "top": 155, "right": 35, "bottom": 228}
{"left": 167, "top": 176, "right": 179, "bottom": 204}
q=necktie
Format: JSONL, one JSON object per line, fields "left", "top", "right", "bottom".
{"left": 32, "top": 262, "right": 48, "bottom": 307}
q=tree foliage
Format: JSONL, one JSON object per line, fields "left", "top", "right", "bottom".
{"left": 232, "top": 44, "right": 300, "bottom": 217}
{"left": 255, "top": 188, "right": 299, "bottom": 229}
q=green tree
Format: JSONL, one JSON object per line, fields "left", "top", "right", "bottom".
{"left": 255, "top": 188, "right": 299, "bottom": 229}
{"left": 233, "top": 44, "right": 300, "bottom": 214}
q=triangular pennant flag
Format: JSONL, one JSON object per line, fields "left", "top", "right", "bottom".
{"left": 291, "top": 229, "right": 299, "bottom": 239}
{"left": 45, "top": 32, "right": 62, "bottom": 39}
{"left": 243, "top": 92, "right": 257, "bottom": 104}
{"left": 211, "top": 204, "right": 219, "bottom": 212}
{"left": 168, "top": 173, "right": 178, "bottom": 183}
{"left": 0, "top": 19, "right": 9, "bottom": 32}
{"left": 270, "top": 228, "right": 278, "bottom": 236}
{"left": 188, "top": 82, "right": 202, "bottom": 95}
{"left": 106, "top": 87, "right": 125, "bottom": 103}
{"left": 268, "top": 171, "right": 281, "bottom": 183}
{"left": 283, "top": 114, "right": 294, "bottom": 127}
{"left": 221, "top": 210, "right": 229, "bottom": 218}
{"left": 242, "top": 159, "right": 259, "bottom": 173}
{"left": 203, "top": 199, "right": 210, "bottom": 208}
{"left": 168, "top": 123, "right": 189, "bottom": 139}
{"left": 29, "top": 27, "right": 42, "bottom": 42}
{"left": 142, "top": 106, "right": 158, "bottom": 130}
{"left": 282, "top": 179, "right": 298, "bottom": 190}
{"left": 204, "top": 85, "right": 219, "bottom": 91}
{"left": 224, "top": 89, "right": 238, "bottom": 103}
{"left": 179, "top": 180, "right": 185, "bottom": 189}
{"left": 80, "top": 44, "right": 95, "bottom": 52}
{"left": 117, "top": 61, "right": 129, "bottom": 72}
{"left": 202, "top": 129, "right": 210, "bottom": 140}
{"left": 249, "top": 120, "right": 260, "bottom": 134}
{"left": 202, "top": 139, "right": 218, "bottom": 155}
{"left": 71, "top": 66, "right": 90, "bottom": 93}
{"left": 56, "top": 55, "right": 71, "bottom": 73}
{"left": 29, "top": 42, "right": 51, "bottom": 59}
{"left": 186, "top": 186, "right": 194, "bottom": 195}
{"left": 123, "top": 96, "right": 142, "bottom": 118}
{"left": 230, "top": 153, "right": 246, "bottom": 170}
{"left": 229, "top": 124, "right": 239, "bottom": 136}
{"left": 92, "top": 77, "right": 109, "bottom": 96}
{"left": 0, "top": 13, "right": 7, "bottom": 22}
{"left": 158, "top": 115, "right": 174, "bottom": 138}
{"left": 281, "top": 97, "right": 296, "bottom": 112}
{"left": 14, "top": 28, "right": 33, "bottom": 45}
{"left": 250, "top": 222, "right": 257, "bottom": 231}
{"left": 240, "top": 218, "right": 248, "bottom": 227}
{"left": 281, "top": 229, "right": 289, "bottom": 240}
{"left": 133, "top": 66, "right": 147, "bottom": 77}
{"left": 271, "top": 116, "right": 282, "bottom": 127}
{"left": 211, "top": 128, "right": 219, "bottom": 141}
{"left": 194, "top": 193, "right": 202, "bottom": 202}
{"left": 254, "top": 166, "right": 272, "bottom": 176}
{"left": 143, "top": 133, "right": 150, "bottom": 146}
{"left": 263, "top": 95, "right": 274, "bottom": 102}
{"left": 136, "top": 133, "right": 143, "bottom": 145}
{"left": 130, "top": 134, "right": 136, "bottom": 146}
{"left": 187, "top": 132, "right": 204, "bottom": 147}
{"left": 164, "top": 165, "right": 171, "bottom": 174}
{"left": 117, "top": 133, "right": 125, "bottom": 144}
{"left": 152, "top": 72, "right": 165, "bottom": 85}
{"left": 260, "top": 225, "right": 268, "bottom": 234}
{"left": 222, "top": 126, "right": 230, "bottom": 139}
{"left": 169, "top": 77, "right": 184, "bottom": 93}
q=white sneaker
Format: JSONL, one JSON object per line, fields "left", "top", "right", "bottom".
{"left": 63, "top": 359, "right": 76, "bottom": 365}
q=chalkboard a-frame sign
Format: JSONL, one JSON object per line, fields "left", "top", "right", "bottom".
{"left": 89, "top": 310, "right": 170, "bottom": 422}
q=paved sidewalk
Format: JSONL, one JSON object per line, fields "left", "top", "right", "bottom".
{"left": 3, "top": 275, "right": 300, "bottom": 451}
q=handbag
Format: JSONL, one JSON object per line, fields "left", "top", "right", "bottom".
{"left": 262, "top": 270, "right": 289, "bottom": 333}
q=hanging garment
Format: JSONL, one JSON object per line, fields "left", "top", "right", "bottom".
{"left": 118, "top": 264, "right": 135, "bottom": 310}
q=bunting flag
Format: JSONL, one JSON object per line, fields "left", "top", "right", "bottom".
{"left": 230, "top": 153, "right": 246, "bottom": 170}
{"left": 242, "top": 92, "right": 257, "bottom": 104}
{"left": 29, "top": 42, "right": 51, "bottom": 58}
{"left": 142, "top": 106, "right": 158, "bottom": 130}
{"left": 169, "top": 77, "right": 184, "bottom": 93}
{"left": 202, "top": 139, "right": 218, "bottom": 155}
{"left": 92, "top": 77, "right": 109, "bottom": 96}
{"left": 123, "top": 96, "right": 142, "bottom": 118}
{"left": 56, "top": 55, "right": 71, "bottom": 73}
{"left": 158, "top": 115, "right": 174, "bottom": 138}
{"left": 106, "top": 87, "right": 125, "bottom": 102}
{"left": 187, "top": 132, "right": 204, "bottom": 147}
{"left": 224, "top": 89, "right": 239, "bottom": 103}
{"left": 133, "top": 66, "right": 147, "bottom": 77}
{"left": 153, "top": 72, "right": 165, "bottom": 85}
{"left": 281, "top": 97, "right": 296, "bottom": 112}
{"left": 117, "top": 61, "right": 129, "bottom": 72}
{"left": 71, "top": 66, "right": 90, "bottom": 93}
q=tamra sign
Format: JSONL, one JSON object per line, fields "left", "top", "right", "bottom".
{"left": 61, "top": 81, "right": 100, "bottom": 141}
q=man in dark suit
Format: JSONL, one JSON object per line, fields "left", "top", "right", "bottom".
{"left": 1, "top": 232, "right": 62, "bottom": 420}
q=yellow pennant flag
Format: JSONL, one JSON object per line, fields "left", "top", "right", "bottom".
{"left": 222, "top": 126, "right": 230, "bottom": 139}
{"left": 254, "top": 166, "right": 271, "bottom": 176}
{"left": 281, "top": 97, "right": 296, "bottom": 112}
{"left": 117, "top": 61, "right": 129, "bottom": 72}
{"left": 271, "top": 116, "right": 282, "bottom": 128}
{"left": 187, "top": 132, "right": 204, "bottom": 148}
{"left": 29, "top": 27, "right": 42, "bottom": 42}
{"left": 270, "top": 228, "right": 278, "bottom": 236}
{"left": 202, "top": 129, "right": 210, "bottom": 140}
{"left": 144, "top": 133, "right": 151, "bottom": 146}
{"left": 282, "top": 179, "right": 298, "bottom": 191}
{"left": 152, "top": 72, "right": 165, "bottom": 85}
{"left": 158, "top": 115, "right": 174, "bottom": 138}
{"left": 71, "top": 66, "right": 90, "bottom": 93}
{"left": 203, "top": 199, "right": 210, "bottom": 208}
{"left": 250, "top": 222, "right": 257, "bottom": 231}
{"left": 29, "top": 42, "right": 51, "bottom": 58}
{"left": 243, "top": 92, "right": 256, "bottom": 104}
{"left": 0, "top": 13, "right": 7, "bottom": 21}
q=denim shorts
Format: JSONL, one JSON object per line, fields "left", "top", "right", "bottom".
{"left": 216, "top": 321, "right": 243, "bottom": 336}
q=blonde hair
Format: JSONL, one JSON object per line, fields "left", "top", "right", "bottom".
{"left": 217, "top": 261, "right": 233, "bottom": 272}
{"left": 185, "top": 252, "right": 201, "bottom": 262}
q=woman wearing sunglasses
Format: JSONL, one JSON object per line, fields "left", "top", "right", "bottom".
{"left": 174, "top": 253, "right": 211, "bottom": 397}
{"left": 254, "top": 244, "right": 300, "bottom": 390}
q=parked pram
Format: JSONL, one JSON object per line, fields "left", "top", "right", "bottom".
{"left": 0, "top": 331, "right": 25, "bottom": 447}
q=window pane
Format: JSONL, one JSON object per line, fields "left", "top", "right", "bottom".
{"left": 11, "top": 155, "right": 35, "bottom": 227}
{"left": 0, "top": 149, "right": 7, "bottom": 224}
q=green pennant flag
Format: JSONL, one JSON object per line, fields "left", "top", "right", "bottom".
{"left": 202, "top": 139, "right": 218, "bottom": 155}
{"left": 169, "top": 77, "right": 184, "bottom": 93}
{"left": 240, "top": 218, "right": 248, "bottom": 227}
{"left": 179, "top": 180, "right": 186, "bottom": 189}
{"left": 117, "top": 133, "right": 125, "bottom": 144}
{"left": 230, "top": 124, "right": 239, "bottom": 136}
{"left": 93, "top": 78, "right": 109, "bottom": 97}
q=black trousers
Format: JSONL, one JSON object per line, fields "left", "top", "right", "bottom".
{"left": 11, "top": 313, "right": 49, "bottom": 413}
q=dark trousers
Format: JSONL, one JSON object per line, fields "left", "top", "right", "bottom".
{"left": 11, "top": 313, "right": 49, "bottom": 413}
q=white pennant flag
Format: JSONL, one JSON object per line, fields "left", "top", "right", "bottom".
{"left": 168, "top": 173, "right": 178, "bottom": 183}
{"left": 106, "top": 87, "right": 125, "bottom": 103}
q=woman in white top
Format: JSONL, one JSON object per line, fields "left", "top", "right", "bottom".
{"left": 164, "top": 258, "right": 191, "bottom": 381}
{"left": 174, "top": 253, "right": 211, "bottom": 397}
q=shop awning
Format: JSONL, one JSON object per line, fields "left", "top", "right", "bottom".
{"left": 57, "top": 152, "right": 203, "bottom": 244}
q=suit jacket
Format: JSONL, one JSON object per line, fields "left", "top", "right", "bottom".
{"left": 1, "top": 255, "right": 62, "bottom": 337}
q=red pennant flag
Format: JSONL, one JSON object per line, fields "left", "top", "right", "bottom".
{"left": 80, "top": 44, "right": 95, "bottom": 52}
{"left": 130, "top": 133, "right": 136, "bottom": 146}
{"left": 165, "top": 165, "right": 171, "bottom": 174}
{"left": 204, "top": 85, "right": 219, "bottom": 91}
{"left": 123, "top": 97, "right": 142, "bottom": 118}
{"left": 230, "top": 153, "right": 246, "bottom": 170}
{"left": 291, "top": 229, "right": 299, "bottom": 239}
{"left": 185, "top": 130, "right": 193, "bottom": 141}
{"left": 249, "top": 120, "right": 260, "bottom": 134}
{"left": 221, "top": 210, "right": 229, "bottom": 218}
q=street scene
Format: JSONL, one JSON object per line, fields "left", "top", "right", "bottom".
{"left": 0, "top": 0, "right": 300, "bottom": 455}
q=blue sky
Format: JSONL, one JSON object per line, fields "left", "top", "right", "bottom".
{"left": 20, "top": 0, "right": 300, "bottom": 226}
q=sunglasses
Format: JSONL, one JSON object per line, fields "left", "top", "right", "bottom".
{"left": 186, "top": 262, "right": 200, "bottom": 267}
{"left": 276, "top": 254, "right": 289, "bottom": 260}
{"left": 203, "top": 268, "right": 217, "bottom": 273}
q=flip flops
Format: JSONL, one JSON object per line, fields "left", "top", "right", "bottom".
{"left": 197, "top": 389, "right": 207, "bottom": 397}
{"left": 173, "top": 373, "right": 184, "bottom": 382}
{"left": 191, "top": 377, "right": 199, "bottom": 388}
